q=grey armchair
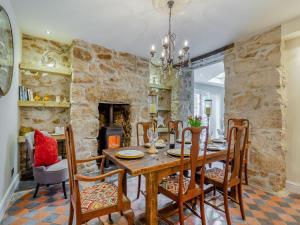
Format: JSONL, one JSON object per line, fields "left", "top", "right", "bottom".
{"left": 25, "top": 131, "right": 69, "bottom": 198}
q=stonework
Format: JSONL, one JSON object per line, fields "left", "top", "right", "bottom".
{"left": 224, "top": 27, "right": 287, "bottom": 191}
{"left": 70, "top": 40, "right": 149, "bottom": 172}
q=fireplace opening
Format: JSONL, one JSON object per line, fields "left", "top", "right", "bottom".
{"left": 97, "top": 102, "right": 131, "bottom": 157}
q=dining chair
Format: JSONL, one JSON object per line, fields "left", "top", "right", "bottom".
{"left": 64, "top": 124, "right": 134, "bottom": 225}
{"left": 205, "top": 125, "right": 248, "bottom": 225}
{"left": 168, "top": 120, "right": 183, "bottom": 139}
{"left": 158, "top": 126, "right": 209, "bottom": 225}
{"left": 226, "top": 118, "right": 250, "bottom": 185}
{"left": 136, "top": 121, "right": 157, "bottom": 199}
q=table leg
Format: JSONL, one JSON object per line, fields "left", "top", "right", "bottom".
{"left": 122, "top": 172, "right": 127, "bottom": 196}
{"left": 145, "top": 172, "right": 158, "bottom": 225}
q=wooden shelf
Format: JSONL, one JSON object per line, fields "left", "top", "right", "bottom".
{"left": 158, "top": 106, "right": 171, "bottom": 111}
{"left": 18, "top": 101, "right": 70, "bottom": 108}
{"left": 18, "top": 134, "right": 65, "bottom": 143}
{"left": 19, "top": 63, "right": 72, "bottom": 76}
{"left": 149, "top": 84, "right": 172, "bottom": 90}
{"left": 157, "top": 127, "right": 169, "bottom": 133}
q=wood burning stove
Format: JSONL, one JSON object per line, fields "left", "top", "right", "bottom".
{"left": 97, "top": 102, "right": 130, "bottom": 156}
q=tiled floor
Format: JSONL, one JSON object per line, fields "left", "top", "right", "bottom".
{"left": 1, "top": 176, "right": 300, "bottom": 225}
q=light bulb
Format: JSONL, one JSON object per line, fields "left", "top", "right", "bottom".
{"left": 184, "top": 40, "right": 189, "bottom": 47}
{"left": 161, "top": 52, "right": 165, "bottom": 58}
{"left": 179, "top": 50, "right": 183, "bottom": 56}
{"left": 164, "top": 36, "right": 169, "bottom": 44}
{"left": 151, "top": 44, "right": 155, "bottom": 52}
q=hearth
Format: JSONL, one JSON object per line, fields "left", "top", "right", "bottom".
{"left": 97, "top": 102, "right": 131, "bottom": 156}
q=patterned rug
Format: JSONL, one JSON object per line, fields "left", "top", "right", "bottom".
{"left": 1, "top": 177, "right": 300, "bottom": 225}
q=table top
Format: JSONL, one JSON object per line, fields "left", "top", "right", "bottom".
{"left": 103, "top": 144, "right": 227, "bottom": 176}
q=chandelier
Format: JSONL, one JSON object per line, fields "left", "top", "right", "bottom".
{"left": 150, "top": 0, "right": 191, "bottom": 76}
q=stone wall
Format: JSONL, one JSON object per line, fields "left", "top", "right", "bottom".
{"left": 20, "top": 34, "right": 71, "bottom": 132}
{"left": 70, "top": 40, "right": 149, "bottom": 172}
{"left": 224, "top": 26, "right": 287, "bottom": 191}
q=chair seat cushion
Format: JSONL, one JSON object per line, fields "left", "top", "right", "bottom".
{"left": 80, "top": 182, "right": 129, "bottom": 213}
{"left": 205, "top": 167, "right": 229, "bottom": 184}
{"left": 159, "top": 175, "right": 190, "bottom": 195}
{"left": 45, "top": 159, "right": 67, "bottom": 172}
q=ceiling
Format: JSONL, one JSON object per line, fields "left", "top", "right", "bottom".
{"left": 194, "top": 61, "right": 225, "bottom": 87}
{"left": 10, "top": 0, "right": 300, "bottom": 58}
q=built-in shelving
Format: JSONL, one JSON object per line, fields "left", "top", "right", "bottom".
{"left": 149, "top": 84, "right": 172, "bottom": 90}
{"left": 157, "top": 127, "right": 169, "bottom": 133}
{"left": 18, "top": 134, "right": 65, "bottom": 143}
{"left": 158, "top": 106, "right": 171, "bottom": 111}
{"left": 18, "top": 100, "right": 70, "bottom": 108}
{"left": 19, "top": 63, "right": 72, "bottom": 76}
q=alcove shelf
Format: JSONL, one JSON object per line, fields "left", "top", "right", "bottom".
{"left": 18, "top": 100, "right": 70, "bottom": 108}
{"left": 19, "top": 63, "right": 72, "bottom": 76}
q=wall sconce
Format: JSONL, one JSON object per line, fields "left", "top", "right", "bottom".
{"left": 205, "top": 99, "right": 212, "bottom": 117}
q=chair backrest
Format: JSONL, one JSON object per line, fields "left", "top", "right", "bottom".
{"left": 64, "top": 124, "right": 81, "bottom": 212}
{"left": 168, "top": 120, "right": 183, "bottom": 139}
{"left": 224, "top": 125, "right": 248, "bottom": 186}
{"left": 179, "top": 126, "right": 208, "bottom": 197}
{"left": 136, "top": 121, "right": 157, "bottom": 145}
{"left": 226, "top": 118, "right": 250, "bottom": 161}
{"left": 226, "top": 118, "right": 249, "bottom": 141}
{"left": 25, "top": 130, "right": 51, "bottom": 166}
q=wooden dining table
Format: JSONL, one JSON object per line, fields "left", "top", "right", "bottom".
{"left": 103, "top": 143, "right": 228, "bottom": 225}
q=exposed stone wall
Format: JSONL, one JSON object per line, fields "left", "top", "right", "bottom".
{"left": 20, "top": 34, "right": 71, "bottom": 132}
{"left": 171, "top": 70, "right": 193, "bottom": 125}
{"left": 224, "top": 27, "right": 287, "bottom": 191}
{"left": 70, "top": 40, "right": 149, "bottom": 172}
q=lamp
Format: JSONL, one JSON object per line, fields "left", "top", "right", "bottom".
{"left": 147, "top": 89, "right": 159, "bottom": 154}
{"left": 205, "top": 99, "right": 212, "bottom": 143}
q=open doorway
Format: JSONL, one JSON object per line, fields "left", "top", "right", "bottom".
{"left": 193, "top": 61, "right": 225, "bottom": 139}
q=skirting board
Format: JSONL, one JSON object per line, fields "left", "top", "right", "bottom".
{"left": 0, "top": 174, "right": 20, "bottom": 222}
{"left": 286, "top": 180, "right": 300, "bottom": 194}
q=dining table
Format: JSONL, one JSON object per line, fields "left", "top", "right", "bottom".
{"left": 103, "top": 142, "right": 228, "bottom": 225}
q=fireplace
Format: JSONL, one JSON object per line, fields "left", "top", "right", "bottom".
{"left": 97, "top": 102, "right": 131, "bottom": 156}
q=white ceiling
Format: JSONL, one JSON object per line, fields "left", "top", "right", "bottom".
{"left": 10, "top": 0, "right": 300, "bottom": 58}
{"left": 194, "top": 61, "right": 225, "bottom": 87}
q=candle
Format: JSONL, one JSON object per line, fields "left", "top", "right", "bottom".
{"left": 205, "top": 107, "right": 211, "bottom": 115}
{"left": 150, "top": 103, "right": 157, "bottom": 114}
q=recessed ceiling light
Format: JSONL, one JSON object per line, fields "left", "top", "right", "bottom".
{"left": 46, "top": 30, "right": 50, "bottom": 35}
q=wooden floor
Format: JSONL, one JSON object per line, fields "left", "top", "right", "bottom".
{"left": 1, "top": 176, "right": 300, "bottom": 225}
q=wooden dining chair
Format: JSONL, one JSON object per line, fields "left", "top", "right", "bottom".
{"left": 158, "top": 126, "right": 209, "bottom": 225}
{"left": 64, "top": 124, "right": 134, "bottom": 225}
{"left": 136, "top": 121, "right": 157, "bottom": 199}
{"left": 205, "top": 125, "right": 248, "bottom": 225}
{"left": 227, "top": 118, "right": 250, "bottom": 185}
{"left": 168, "top": 120, "right": 183, "bottom": 139}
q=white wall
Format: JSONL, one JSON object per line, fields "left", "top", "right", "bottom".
{"left": 285, "top": 37, "right": 300, "bottom": 192}
{"left": 0, "top": 0, "right": 21, "bottom": 218}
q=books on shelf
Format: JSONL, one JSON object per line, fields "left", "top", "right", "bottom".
{"left": 19, "top": 86, "right": 34, "bottom": 101}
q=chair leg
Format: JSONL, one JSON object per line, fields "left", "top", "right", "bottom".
{"left": 238, "top": 184, "right": 246, "bottom": 220}
{"left": 244, "top": 163, "right": 249, "bottom": 185}
{"left": 199, "top": 193, "right": 206, "bottom": 225}
{"left": 136, "top": 175, "right": 141, "bottom": 199}
{"left": 123, "top": 209, "right": 135, "bottom": 225}
{"left": 33, "top": 183, "right": 40, "bottom": 198}
{"left": 178, "top": 202, "right": 185, "bottom": 225}
{"left": 108, "top": 214, "right": 113, "bottom": 224}
{"left": 62, "top": 181, "right": 67, "bottom": 199}
{"left": 223, "top": 189, "right": 231, "bottom": 225}
{"left": 68, "top": 202, "right": 74, "bottom": 225}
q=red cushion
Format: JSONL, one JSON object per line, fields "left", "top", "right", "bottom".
{"left": 34, "top": 130, "right": 59, "bottom": 167}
